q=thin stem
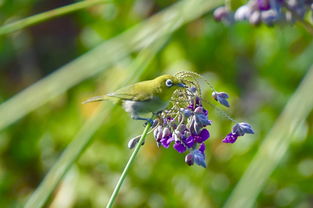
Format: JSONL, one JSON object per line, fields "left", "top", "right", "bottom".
{"left": 0, "top": 0, "right": 110, "bottom": 36}
{"left": 106, "top": 121, "right": 152, "bottom": 208}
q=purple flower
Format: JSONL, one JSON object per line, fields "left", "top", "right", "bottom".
{"left": 160, "top": 136, "right": 174, "bottom": 148}
{"left": 183, "top": 136, "right": 195, "bottom": 148}
{"left": 185, "top": 153, "right": 194, "bottom": 166}
{"left": 212, "top": 92, "right": 230, "bottom": 107}
{"left": 182, "top": 109, "right": 193, "bottom": 117}
{"left": 173, "top": 141, "right": 187, "bottom": 153}
{"left": 257, "top": 0, "right": 271, "bottom": 11}
{"left": 193, "top": 150, "right": 207, "bottom": 168}
{"left": 232, "top": 122, "right": 254, "bottom": 136}
{"left": 194, "top": 129, "right": 210, "bottom": 143}
{"left": 222, "top": 133, "right": 239, "bottom": 144}
{"left": 199, "top": 143, "right": 206, "bottom": 154}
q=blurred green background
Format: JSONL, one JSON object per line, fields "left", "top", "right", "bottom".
{"left": 0, "top": 0, "right": 313, "bottom": 207}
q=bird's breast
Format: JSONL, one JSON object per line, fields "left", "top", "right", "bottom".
{"left": 122, "top": 96, "right": 169, "bottom": 115}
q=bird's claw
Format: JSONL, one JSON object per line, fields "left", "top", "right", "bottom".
{"left": 144, "top": 118, "right": 154, "bottom": 127}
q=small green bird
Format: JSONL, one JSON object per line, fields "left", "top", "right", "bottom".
{"left": 83, "top": 75, "right": 186, "bottom": 122}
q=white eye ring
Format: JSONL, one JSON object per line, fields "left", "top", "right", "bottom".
{"left": 165, "top": 79, "right": 173, "bottom": 87}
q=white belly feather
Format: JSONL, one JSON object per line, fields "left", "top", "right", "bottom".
{"left": 122, "top": 97, "right": 168, "bottom": 117}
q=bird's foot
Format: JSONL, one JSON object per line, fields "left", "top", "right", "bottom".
{"left": 131, "top": 115, "right": 154, "bottom": 127}
{"left": 144, "top": 118, "right": 154, "bottom": 127}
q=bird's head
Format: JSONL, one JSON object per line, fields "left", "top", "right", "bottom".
{"left": 153, "top": 74, "right": 187, "bottom": 100}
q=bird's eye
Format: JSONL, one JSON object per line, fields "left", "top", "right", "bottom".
{"left": 165, "top": 79, "right": 173, "bottom": 87}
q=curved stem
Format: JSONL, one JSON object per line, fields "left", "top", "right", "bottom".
{"left": 106, "top": 121, "right": 152, "bottom": 208}
{"left": 0, "top": 0, "right": 110, "bottom": 36}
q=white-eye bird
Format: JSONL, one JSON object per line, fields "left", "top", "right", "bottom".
{"left": 83, "top": 75, "right": 186, "bottom": 122}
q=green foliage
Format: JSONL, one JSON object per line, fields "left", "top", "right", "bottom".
{"left": 0, "top": 0, "right": 312, "bottom": 208}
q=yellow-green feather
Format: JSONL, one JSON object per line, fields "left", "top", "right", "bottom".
{"left": 107, "top": 75, "right": 181, "bottom": 102}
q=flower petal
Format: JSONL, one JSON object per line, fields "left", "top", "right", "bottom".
{"left": 199, "top": 143, "right": 206, "bottom": 154}
{"left": 185, "top": 153, "right": 194, "bottom": 166}
{"left": 232, "top": 122, "right": 254, "bottom": 136}
{"left": 222, "top": 133, "right": 239, "bottom": 143}
{"left": 173, "top": 141, "right": 186, "bottom": 153}
{"left": 183, "top": 136, "right": 195, "bottom": 148}
{"left": 193, "top": 150, "right": 207, "bottom": 168}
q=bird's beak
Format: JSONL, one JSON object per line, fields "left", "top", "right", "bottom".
{"left": 176, "top": 83, "right": 187, "bottom": 88}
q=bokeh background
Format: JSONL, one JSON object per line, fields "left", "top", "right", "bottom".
{"left": 0, "top": 0, "right": 313, "bottom": 207}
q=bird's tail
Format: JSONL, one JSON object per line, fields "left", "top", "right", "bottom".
{"left": 82, "top": 95, "right": 108, "bottom": 104}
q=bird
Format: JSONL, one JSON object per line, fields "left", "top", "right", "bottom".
{"left": 83, "top": 74, "right": 186, "bottom": 123}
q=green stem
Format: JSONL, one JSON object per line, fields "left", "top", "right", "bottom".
{"left": 106, "top": 121, "right": 152, "bottom": 208}
{"left": 0, "top": 0, "right": 110, "bottom": 36}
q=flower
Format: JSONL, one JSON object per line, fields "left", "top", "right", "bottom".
{"left": 148, "top": 79, "right": 254, "bottom": 167}
{"left": 212, "top": 92, "right": 230, "bottom": 107}
{"left": 232, "top": 122, "right": 255, "bottom": 136}
{"left": 193, "top": 150, "right": 206, "bottom": 168}
{"left": 223, "top": 133, "right": 239, "bottom": 144}
{"left": 174, "top": 141, "right": 187, "bottom": 153}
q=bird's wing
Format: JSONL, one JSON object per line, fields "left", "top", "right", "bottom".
{"left": 107, "top": 83, "right": 153, "bottom": 101}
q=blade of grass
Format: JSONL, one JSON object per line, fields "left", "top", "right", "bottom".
{"left": 223, "top": 65, "right": 313, "bottom": 208}
{"left": 0, "top": 0, "right": 222, "bottom": 132}
{"left": 24, "top": 36, "right": 168, "bottom": 208}
{"left": 0, "top": 0, "right": 111, "bottom": 36}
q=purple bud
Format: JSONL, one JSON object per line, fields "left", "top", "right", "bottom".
{"left": 234, "top": 5, "right": 253, "bottom": 21}
{"left": 249, "top": 11, "right": 262, "bottom": 25}
{"left": 193, "top": 150, "right": 207, "bottom": 168}
{"left": 213, "top": 6, "right": 229, "bottom": 22}
{"left": 183, "top": 136, "right": 195, "bottom": 148}
{"left": 173, "top": 130, "right": 182, "bottom": 141}
{"left": 185, "top": 153, "right": 194, "bottom": 166}
{"left": 128, "top": 136, "right": 140, "bottom": 149}
{"left": 257, "top": 0, "right": 271, "bottom": 11}
{"left": 261, "top": 10, "right": 279, "bottom": 26}
{"left": 212, "top": 92, "right": 230, "bottom": 107}
{"left": 195, "top": 129, "right": 210, "bottom": 143}
{"left": 153, "top": 126, "right": 163, "bottom": 140}
{"left": 199, "top": 143, "right": 206, "bottom": 154}
{"left": 160, "top": 137, "right": 174, "bottom": 148}
{"left": 194, "top": 106, "right": 205, "bottom": 114}
{"left": 162, "top": 127, "right": 171, "bottom": 138}
{"left": 232, "top": 122, "right": 254, "bottom": 136}
{"left": 181, "top": 108, "right": 193, "bottom": 117}
{"left": 173, "top": 141, "right": 186, "bottom": 153}
{"left": 222, "top": 133, "right": 239, "bottom": 144}
{"left": 195, "top": 113, "right": 212, "bottom": 127}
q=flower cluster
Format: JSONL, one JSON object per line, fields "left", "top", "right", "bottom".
{"left": 153, "top": 97, "right": 211, "bottom": 168}
{"left": 214, "top": 0, "right": 313, "bottom": 26}
{"left": 128, "top": 72, "right": 255, "bottom": 168}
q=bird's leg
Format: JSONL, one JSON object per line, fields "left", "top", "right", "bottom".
{"left": 131, "top": 115, "right": 154, "bottom": 126}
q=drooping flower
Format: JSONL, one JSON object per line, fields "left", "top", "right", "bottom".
{"left": 212, "top": 91, "right": 230, "bottom": 107}
{"left": 222, "top": 133, "right": 239, "bottom": 144}
{"left": 232, "top": 122, "right": 255, "bottom": 136}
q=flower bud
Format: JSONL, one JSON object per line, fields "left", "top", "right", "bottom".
{"left": 128, "top": 136, "right": 140, "bottom": 149}
{"left": 185, "top": 153, "right": 194, "bottom": 166}
{"left": 162, "top": 127, "right": 171, "bottom": 138}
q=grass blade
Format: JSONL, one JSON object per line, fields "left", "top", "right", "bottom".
{"left": 0, "top": 0, "right": 222, "bottom": 132}
{"left": 0, "top": 0, "right": 111, "bottom": 36}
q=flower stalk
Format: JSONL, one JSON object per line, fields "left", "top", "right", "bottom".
{"left": 106, "top": 121, "right": 152, "bottom": 208}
